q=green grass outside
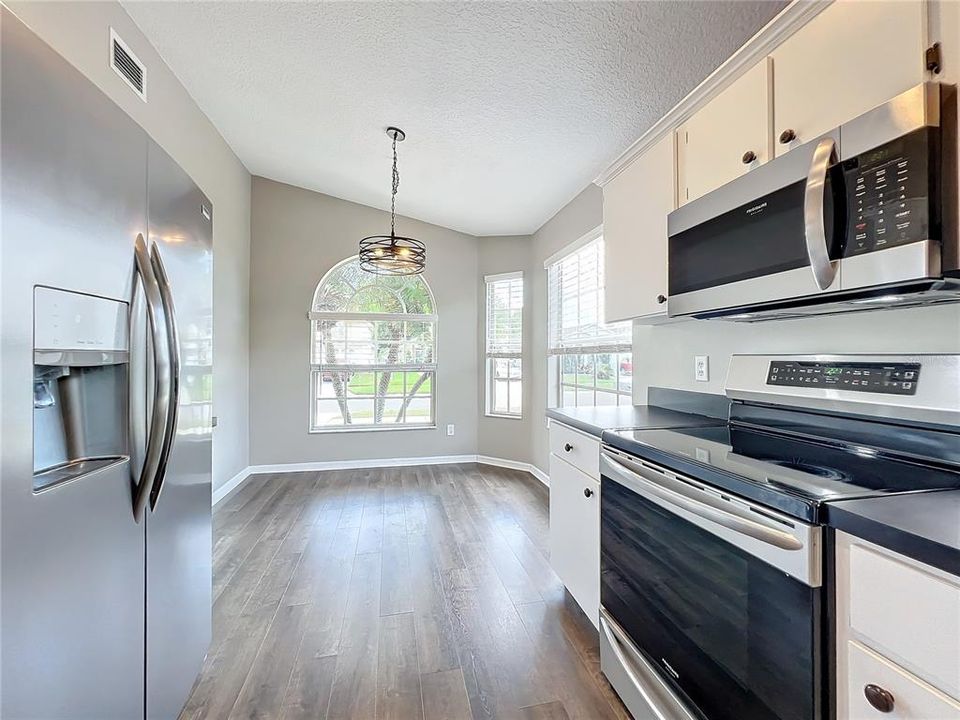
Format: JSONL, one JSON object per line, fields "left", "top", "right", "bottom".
{"left": 562, "top": 373, "right": 619, "bottom": 390}
{"left": 347, "top": 371, "right": 432, "bottom": 395}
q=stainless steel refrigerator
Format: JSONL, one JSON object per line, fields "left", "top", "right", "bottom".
{"left": 1, "top": 9, "right": 213, "bottom": 719}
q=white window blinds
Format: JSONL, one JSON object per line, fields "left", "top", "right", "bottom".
{"left": 486, "top": 272, "right": 523, "bottom": 356}
{"left": 485, "top": 272, "right": 523, "bottom": 417}
{"left": 547, "top": 237, "right": 630, "bottom": 354}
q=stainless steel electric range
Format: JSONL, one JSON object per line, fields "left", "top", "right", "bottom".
{"left": 598, "top": 354, "right": 960, "bottom": 720}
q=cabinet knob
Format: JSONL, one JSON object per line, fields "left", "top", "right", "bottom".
{"left": 656, "top": 294, "right": 667, "bottom": 305}
{"left": 779, "top": 128, "right": 796, "bottom": 145}
{"left": 863, "top": 684, "right": 895, "bottom": 713}
{"left": 741, "top": 150, "right": 757, "bottom": 164}
{"left": 564, "top": 443, "right": 573, "bottom": 452}
{"left": 583, "top": 487, "right": 594, "bottom": 498}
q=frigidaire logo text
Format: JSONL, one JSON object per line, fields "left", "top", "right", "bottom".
{"left": 746, "top": 202, "right": 768, "bottom": 216}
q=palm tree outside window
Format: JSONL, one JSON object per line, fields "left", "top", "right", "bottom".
{"left": 309, "top": 257, "right": 436, "bottom": 430}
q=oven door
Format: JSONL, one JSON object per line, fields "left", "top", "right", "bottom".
{"left": 599, "top": 448, "right": 824, "bottom": 720}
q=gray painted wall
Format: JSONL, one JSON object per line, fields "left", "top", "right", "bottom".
{"left": 249, "top": 177, "right": 479, "bottom": 465}
{"left": 477, "top": 236, "right": 534, "bottom": 464}
{"left": 7, "top": 0, "right": 252, "bottom": 493}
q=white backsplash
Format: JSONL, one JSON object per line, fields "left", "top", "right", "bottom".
{"left": 632, "top": 303, "right": 960, "bottom": 400}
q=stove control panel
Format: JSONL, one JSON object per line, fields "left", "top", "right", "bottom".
{"left": 766, "top": 361, "right": 920, "bottom": 395}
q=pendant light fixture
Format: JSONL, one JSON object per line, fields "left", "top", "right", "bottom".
{"left": 358, "top": 126, "right": 426, "bottom": 276}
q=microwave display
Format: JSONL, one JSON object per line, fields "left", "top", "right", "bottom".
{"left": 841, "top": 127, "right": 938, "bottom": 257}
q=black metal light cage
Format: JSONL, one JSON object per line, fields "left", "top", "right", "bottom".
{"left": 358, "top": 234, "right": 427, "bottom": 276}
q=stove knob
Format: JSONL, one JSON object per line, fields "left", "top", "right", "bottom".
{"left": 864, "top": 684, "right": 895, "bottom": 713}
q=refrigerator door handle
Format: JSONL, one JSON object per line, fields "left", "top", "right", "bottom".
{"left": 148, "top": 241, "right": 181, "bottom": 510}
{"left": 132, "top": 234, "right": 171, "bottom": 523}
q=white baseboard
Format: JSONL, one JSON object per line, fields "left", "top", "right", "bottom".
{"left": 248, "top": 454, "right": 477, "bottom": 475}
{"left": 477, "top": 455, "right": 549, "bottom": 487}
{"left": 212, "top": 466, "right": 254, "bottom": 506}
{"left": 214, "top": 454, "right": 549, "bottom": 505}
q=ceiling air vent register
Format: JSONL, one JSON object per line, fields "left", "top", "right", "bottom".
{"left": 110, "top": 28, "right": 146, "bottom": 101}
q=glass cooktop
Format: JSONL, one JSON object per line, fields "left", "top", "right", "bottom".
{"left": 604, "top": 424, "right": 960, "bottom": 521}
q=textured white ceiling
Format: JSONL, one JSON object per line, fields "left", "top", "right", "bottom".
{"left": 123, "top": 1, "right": 786, "bottom": 236}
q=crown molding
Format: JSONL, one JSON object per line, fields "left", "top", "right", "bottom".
{"left": 595, "top": 0, "right": 832, "bottom": 187}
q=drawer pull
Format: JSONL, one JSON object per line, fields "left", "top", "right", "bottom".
{"left": 864, "top": 684, "right": 895, "bottom": 713}
{"left": 583, "top": 487, "right": 594, "bottom": 498}
{"left": 564, "top": 443, "right": 573, "bottom": 452}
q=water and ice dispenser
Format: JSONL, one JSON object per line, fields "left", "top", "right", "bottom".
{"left": 33, "top": 287, "right": 129, "bottom": 492}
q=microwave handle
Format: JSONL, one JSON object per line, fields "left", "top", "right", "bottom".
{"left": 803, "top": 136, "right": 840, "bottom": 290}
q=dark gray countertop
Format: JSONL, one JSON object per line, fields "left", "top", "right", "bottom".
{"left": 826, "top": 490, "right": 960, "bottom": 577}
{"left": 545, "top": 404, "right": 722, "bottom": 438}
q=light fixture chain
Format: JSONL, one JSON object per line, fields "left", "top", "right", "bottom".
{"left": 390, "top": 133, "right": 399, "bottom": 238}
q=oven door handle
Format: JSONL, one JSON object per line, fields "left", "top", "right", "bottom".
{"left": 601, "top": 451, "right": 804, "bottom": 551}
{"left": 803, "top": 136, "right": 840, "bottom": 291}
{"left": 599, "top": 610, "right": 700, "bottom": 720}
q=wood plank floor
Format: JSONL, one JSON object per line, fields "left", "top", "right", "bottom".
{"left": 180, "top": 463, "right": 629, "bottom": 720}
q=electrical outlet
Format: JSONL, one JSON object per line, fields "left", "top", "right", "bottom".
{"left": 695, "top": 355, "right": 709, "bottom": 382}
{"left": 446, "top": 424, "right": 455, "bottom": 436}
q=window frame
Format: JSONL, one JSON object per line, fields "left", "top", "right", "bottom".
{"left": 545, "top": 227, "right": 632, "bottom": 409}
{"left": 307, "top": 257, "right": 438, "bottom": 433}
{"left": 484, "top": 271, "right": 524, "bottom": 419}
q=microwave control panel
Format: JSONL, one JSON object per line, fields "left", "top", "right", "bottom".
{"left": 766, "top": 361, "right": 920, "bottom": 395}
{"left": 842, "top": 127, "right": 936, "bottom": 257}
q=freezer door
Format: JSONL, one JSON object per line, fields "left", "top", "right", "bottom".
{"left": 1, "top": 9, "right": 147, "bottom": 719}
{"left": 145, "top": 139, "right": 214, "bottom": 720}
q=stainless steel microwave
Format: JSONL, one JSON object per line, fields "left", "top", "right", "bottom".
{"left": 667, "top": 83, "right": 960, "bottom": 321}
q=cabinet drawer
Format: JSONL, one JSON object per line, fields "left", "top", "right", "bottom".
{"left": 844, "top": 641, "right": 960, "bottom": 720}
{"left": 549, "top": 422, "right": 599, "bottom": 479}
{"left": 848, "top": 543, "right": 960, "bottom": 698}
{"left": 549, "top": 455, "right": 600, "bottom": 627}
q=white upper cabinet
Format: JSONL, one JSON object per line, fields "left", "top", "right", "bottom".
{"left": 603, "top": 132, "right": 675, "bottom": 323}
{"left": 771, "top": 0, "right": 927, "bottom": 157}
{"left": 678, "top": 59, "right": 772, "bottom": 205}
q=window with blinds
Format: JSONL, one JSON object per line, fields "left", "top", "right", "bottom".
{"left": 546, "top": 237, "right": 632, "bottom": 408}
{"left": 485, "top": 271, "right": 523, "bottom": 417}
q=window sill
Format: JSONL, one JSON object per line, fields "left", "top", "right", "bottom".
{"left": 309, "top": 424, "right": 438, "bottom": 434}
{"left": 485, "top": 413, "right": 523, "bottom": 421}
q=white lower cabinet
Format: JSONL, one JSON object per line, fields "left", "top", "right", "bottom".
{"left": 836, "top": 532, "right": 960, "bottom": 719}
{"left": 549, "top": 434, "right": 600, "bottom": 628}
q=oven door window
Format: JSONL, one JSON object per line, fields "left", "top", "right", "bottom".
{"left": 601, "top": 476, "right": 822, "bottom": 720}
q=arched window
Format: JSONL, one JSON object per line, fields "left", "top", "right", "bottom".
{"left": 309, "top": 257, "right": 437, "bottom": 430}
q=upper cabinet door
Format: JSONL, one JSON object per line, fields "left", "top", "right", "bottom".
{"left": 678, "top": 59, "right": 772, "bottom": 205}
{"left": 603, "top": 132, "right": 675, "bottom": 323}
{"left": 772, "top": 1, "right": 927, "bottom": 157}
